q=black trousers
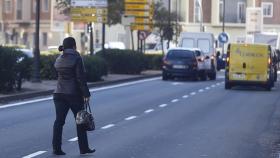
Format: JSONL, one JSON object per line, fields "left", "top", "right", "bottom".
{"left": 52, "top": 94, "right": 89, "bottom": 151}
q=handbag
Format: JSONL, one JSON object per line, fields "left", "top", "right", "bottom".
{"left": 76, "top": 102, "right": 95, "bottom": 131}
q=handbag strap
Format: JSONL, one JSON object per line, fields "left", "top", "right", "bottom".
{"left": 85, "top": 102, "right": 92, "bottom": 113}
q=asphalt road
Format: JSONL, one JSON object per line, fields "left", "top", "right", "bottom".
{"left": 1, "top": 72, "right": 280, "bottom": 158}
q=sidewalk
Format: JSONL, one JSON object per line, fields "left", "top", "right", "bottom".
{"left": 0, "top": 70, "right": 161, "bottom": 104}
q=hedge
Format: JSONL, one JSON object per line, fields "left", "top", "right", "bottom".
{"left": 40, "top": 54, "right": 108, "bottom": 82}
{"left": 0, "top": 46, "right": 32, "bottom": 92}
{"left": 97, "top": 49, "right": 163, "bottom": 74}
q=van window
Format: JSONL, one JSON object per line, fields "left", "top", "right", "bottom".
{"left": 182, "top": 38, "right": 194, "bottom": 48}
{"left": 167, "top": 50, "right": 195, "bottom": 59}
{"left": 198, "top": 39, "right": 210, "bottom": 53}
{"left": 195, "top": 50, "right": 201, "bottom": 56}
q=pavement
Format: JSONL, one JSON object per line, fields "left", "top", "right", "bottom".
{"left": 1, "top": 71, "right": 280, "bottom": 158}
{"left": 0, "top": 70, "right": 161, "bottom": 104}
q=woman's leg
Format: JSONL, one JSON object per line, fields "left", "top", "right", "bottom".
{"left": 69, "top": 96, "right": 90, "bottom": 152}
{"left": 52, "top": 94, "right": 70, "bottom": 151}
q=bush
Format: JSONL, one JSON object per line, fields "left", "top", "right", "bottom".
{"left": 144, "top": 54, "right": 163, "bottom": 70}
{"left": 0, "top": 46, "right": 31, "bottom": 92}
{"left": 83, "top": 55, "right": 108, "bottom": 82}
{"left": 40, "top": 54, "right": 108, "bottom": 82}
{"left": 97, "top": 49, "right": 146, "bottom": 74}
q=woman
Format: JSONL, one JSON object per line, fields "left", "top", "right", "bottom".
{"left": 52, "top": 37, "right": 95, "bottom": 155}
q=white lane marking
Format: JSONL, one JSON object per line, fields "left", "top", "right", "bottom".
{"left": 22, "top": 151, "right": 47, "bottom": 158}
{"left": 217, "top": 76, "right": 225, "bottom": 79}
{"left": 159, "top": 104, "right": 168, "bottom": 108}
{"left": 125, "top": 116, "right": 137, "bottom": 121}
{"left": 68, "top": 137, "right": 78, "bottom": 142}
{"left": 205, "top": 87, "right": 210, "bottom": 90}
{"left": 144, "top": 109, "right": 154, "bottom": 114}
{"left": 171, "top": 99, "right": 179, "bottom": 103}
{"left": 198, "top": 89, "right": 204, "bottom": 92}
{"left": 182, "top": 95, "right": 189, "bottom": 98}
{"left": 101, "top": 124, "right": 115, "bottom": 129}
{"left": 211, "top": 85, "right": 216, "bottom": 88}
{"left": 190, "top": 92, "right": 196, "bottom": 95}
{"left": 277, "top": 71, "right": 280, "bottom": 74}
{"left": 0, "top": 77, "right": 160, "bottom": 110}
{"left": 216, "top": 83, "right": 220, "bottom": 86}
{"left": 172, "top": 82, "right": 183, "bottom": 85}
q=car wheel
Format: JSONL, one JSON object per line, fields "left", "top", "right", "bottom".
{"left": 162, "top": 73, "right": 168, "bottom": 81}
{"left": 200, "top": 71, "right": 207, "bottom": 81}
{"left": 208, "top": 72, "right": 216, "bottom": 80}
{"left": 225, "top": 82, "right": 232, "bottom": 90}
{"left": 192, "top": 73, "right": 198, "bottom": 81}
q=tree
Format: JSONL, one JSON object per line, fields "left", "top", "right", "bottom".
{"left": 153, "top": 2, "right": 181, "bottom": 54}
{"left": 55, "top": 0, "right": 124, "bottom": 25}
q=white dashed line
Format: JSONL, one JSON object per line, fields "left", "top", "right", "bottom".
{"left": 190, "top": 92, "right": 196, "bottom": 95}
{"left": 172, "top": 82, "right": 183, "bottom": 85}
{"left": 144, "top": 109, "right": 154, "bottom": 114}
{"left": 159, "top": 104, "right": 168, "bottom": 108}
{"left": 171, "top": 99, "right": 179, "bottom": 103}
{"left": 205, "top": 87, "right": 210, "bottom": 90}
{"left": 68, "top": 137, "right": 78, "bottom": 142}
{"left": 125, "top": 116, "right": 137, "bottom": 121}
{"left": 198, "top": 89, "right": 204, "bottom": 92}
{"left": 182, "top": 95, "right": 189, "bottom": 98}
{"left": 101, "top": 124, "right": 115, "bottom": 129}
{"left": 216, "top": 83, "right": 220, "bottom": 86}
{"left": 211, "top": 85, "right": 216, "bottom": 88}
{"left": 22, "top": 151, "right": 47, "bottom": 158}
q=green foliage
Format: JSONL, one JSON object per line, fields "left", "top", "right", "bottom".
{"left": 40, "top": 54, "right": 108, "bottom": 82}
{"left": 144, "top": 54, "right": 163, "bottom": 70}
{"left": 83, "top": 55, "right": 108, "bottom": 82}
{"left": 97, "top": 49, "right": 145, "bottom": 74}
{"left": 0, "top": 46, "right": 32, "bottom": 92}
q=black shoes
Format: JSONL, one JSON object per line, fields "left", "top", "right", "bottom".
{"left": 53, "top": 149, "right": 66, "bottom": 155}
{"left": 80, "top": 148, "right": 96, "bottom": 155}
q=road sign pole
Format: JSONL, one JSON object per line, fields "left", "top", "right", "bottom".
{"left": 88, "top": 23, "right": 94, "bottom": 55}
{"left": 131, "top": 28, "right": 134, "bottom": 51}
{"left": 32, "top": 0, "right": 41, "bottom": 82}
{"left": 102, "top": 23, "right": 106, "bottom": 53}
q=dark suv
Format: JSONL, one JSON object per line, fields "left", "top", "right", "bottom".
{"left": 162, "top": 48, "right": 205, "bottom": 80}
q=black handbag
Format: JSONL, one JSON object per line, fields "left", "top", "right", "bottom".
{"left": 76, "top": 102, "right": 95, "bottom": 131}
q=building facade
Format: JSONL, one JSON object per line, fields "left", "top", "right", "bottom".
{"left": 170, "top": 0, "right": 280, "bottom": 45}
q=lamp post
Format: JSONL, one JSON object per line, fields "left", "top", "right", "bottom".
{"left": 32, "top": 0, "right": 41, "bottom": 82}
{"left": 167, "top": 0, "right": 171, "bottom": 49}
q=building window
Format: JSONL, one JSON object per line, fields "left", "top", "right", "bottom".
{"left": 43, "top": 33, "right": 48, "bottom": 46}
{"left": 194, "top": 0, "right": 202, "bottom": 23}
{"left": 16, "top": 0, "right": 23, "bottom": 20}
{"left": 219, "top": 0, "right": 224, "bottom": 22}
{"left": 262, "top": 2, "right": 273, "bottom": 18}
{"left": 4, "top": 0, "right": 12, "bottom": 13}
{"left": 42, "top": 0, "right": 49, "bottom": 12}
{"left": 237, "top": 2, "right": 246, "bottom": 23}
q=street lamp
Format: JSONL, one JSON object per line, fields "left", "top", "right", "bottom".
{"left": 196, "top": 0, "right": 204, "bottom": 32}
{"left": 32, "top": 0, "right": 41, "bottom": 82}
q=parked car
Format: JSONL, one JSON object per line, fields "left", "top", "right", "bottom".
{"left": 162, "top": 48, "right": 208, "bottom": 81}
{"left": 225, "top": 43, "right": 276, "bottom": 91}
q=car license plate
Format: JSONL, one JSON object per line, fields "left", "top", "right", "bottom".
{"left": 232, "top": 73, "right": 246, "bottom": 79}
{"left": 173, "top": 65, "right": 186, "bottom": 69}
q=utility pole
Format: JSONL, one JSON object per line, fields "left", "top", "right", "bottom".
{"left": 32, "top": 0, "right": 41, "bottom": 82}
{"left": 167, "top": 0, "right": 171, "bottom": 49}
{"left": 175, "top": 0, "right": 178, "bottom": 45}
{"left": 222, "top": 0, "right": 226, "bottom": 54}
{"left": 88, "top": 23, "right": 94, "bottom": 55}
{"left": 102, "top": 23, "right": 106, "bottom": 52}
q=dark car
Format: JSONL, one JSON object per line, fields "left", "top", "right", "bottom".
{"left": 162, "top": 48, "right": 205, "bottom": 80}
{"left": 217, "top": 53, "right": 227, "bottom": 71}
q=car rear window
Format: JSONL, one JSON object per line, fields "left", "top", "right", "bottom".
{"left": 167, "top": 50, "right": 195, "bottom": 59}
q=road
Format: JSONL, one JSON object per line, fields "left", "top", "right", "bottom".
{"left": 1, "top": 72, "right": 280, "bottom": 158}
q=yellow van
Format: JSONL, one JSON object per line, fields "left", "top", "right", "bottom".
{"left": 225, "top": 43, "right": 275, "bottom": 90}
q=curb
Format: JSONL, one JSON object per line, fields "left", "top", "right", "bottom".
{"left": 0, "top": 74, "right": 161, "bottom": 104}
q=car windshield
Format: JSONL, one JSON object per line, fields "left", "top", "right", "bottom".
{"left": 167, "top": 50, "right": 194, "bottom": 59}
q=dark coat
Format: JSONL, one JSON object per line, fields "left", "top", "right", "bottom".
{"left": 54, "top": 49, "right": 90, "bottom": 97}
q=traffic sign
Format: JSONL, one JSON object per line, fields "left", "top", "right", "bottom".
{"left": 125, "top": 0, "right": 151, "bottom": 3}
{"left": 131, "top": 25, "right": 152, "bottom": 31}
{"left": 218, "top": 32, "right": 229, "bottom": 44}
{"left": 71, "top": 0, "right": 108, "bottom": 7}
{"left": 135, "top": 17, "right": 151, "bottom": 23}
{"left": 71, "top": 8, "right": 108, "bottom": 15}
{"left": 138, "top": 31, "right": 148, "bottom": 40}
{"left": 125, "top": 4, "right": 150, "bottom": 10}
{"left": 71, "top": 16, "right": 108, "bottom": 23}
{"left": 125, "top": 10, "right": 151, "bottom": 17}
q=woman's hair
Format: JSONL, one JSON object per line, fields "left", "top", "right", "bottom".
{"left": 58, "top": 37, "right": 77, "bottom": 52}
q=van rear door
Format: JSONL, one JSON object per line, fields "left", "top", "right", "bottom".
{"left": 229, "top": 44, "right": 268, "bottom": 82}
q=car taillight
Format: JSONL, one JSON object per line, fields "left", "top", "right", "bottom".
{"left": 226, "top": 57, "right": 230, "bottom": 63}
{"left": 268, "top": 58, "right": 271, "bottom": 65}
{"left": 211, "top": 55, "right": 215, "bottom": 60}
